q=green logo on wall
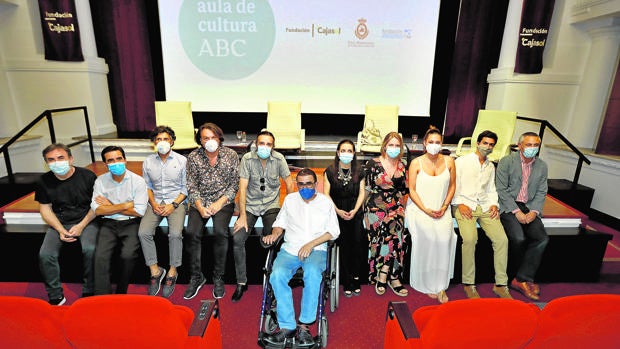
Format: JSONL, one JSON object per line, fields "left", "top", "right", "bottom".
{"left": 179, "top": 0, "right": 276, "bottom": 80}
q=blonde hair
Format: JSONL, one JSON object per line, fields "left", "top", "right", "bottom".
{"left": 380, "top": 131, "right": 404, "bottom": 157}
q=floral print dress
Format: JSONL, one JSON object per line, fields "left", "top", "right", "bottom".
{"left": 363, "top": 158, "right": 409, "bottom": 283}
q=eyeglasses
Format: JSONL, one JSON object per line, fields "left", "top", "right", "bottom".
{"left": 260, "top": 178, "right": 265, "bottom": 191}
{"left": 296, "top": 181, "right": 315, "bottom": 188}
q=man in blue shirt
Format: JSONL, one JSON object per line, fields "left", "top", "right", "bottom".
{"left": 138, "top": 126, "right": 187, "bottom": 298}
{"left": 91, "top": 146, "right": 148, "bottom": 295}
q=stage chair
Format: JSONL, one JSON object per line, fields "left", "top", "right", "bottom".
{"left": 266, "top": 101, "right": 305, "bottom": 151}
{"left": 155, "top": 101, "right": 198, "bottom": 152}
{"left": 455, "top": 109, "right": 517, "bottom": 162}
{"left": 357, "top": 104, "right": 400, "bottom": 153}
{"left": 63, "top": 295, "right": 222, "bottom": 349}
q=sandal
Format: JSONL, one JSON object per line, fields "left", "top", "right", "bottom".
{"left": 437, "top": 290, "right": 449, "bottom": 304}
{"left": 375, "top": 270, "right": 388, "bottom": 295}
{"left": 388, "top": 276, "right": 409, "bottom": 297}
{"left": 352, "top": 277, "right": 361, "bottom": 296}
{"left": 343, "top": 283, "right": 353, "bottom": 298}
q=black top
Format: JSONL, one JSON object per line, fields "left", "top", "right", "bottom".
{"left": 34, "top": 167, "right": 97, "bottom": 225}
{"left": 324, "top": 162, "right": 365, "bottom": 215}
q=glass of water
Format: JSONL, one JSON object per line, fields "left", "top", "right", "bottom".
{"left": 236, "top": 131, "right": 243, "bottom": 142}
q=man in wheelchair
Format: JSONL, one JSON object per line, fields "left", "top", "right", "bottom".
{"left": 261, "top": 168, "right": 340, "bottom": 347}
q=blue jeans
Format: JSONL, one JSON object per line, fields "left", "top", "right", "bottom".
{"left": 270, "top": 249, "right": 327, "bottom": 330}
{"left": 500, "top": 212, "right": 549, "bottom": 282}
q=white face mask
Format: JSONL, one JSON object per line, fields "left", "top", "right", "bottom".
{"left": 204, "top": 139, "right": 219, "bottom": 152}
{"left": 426, "top": 143, "right": 442, "bottom": 155}
{"left": 156, "top": 141, "right": 171, "bottom": 155}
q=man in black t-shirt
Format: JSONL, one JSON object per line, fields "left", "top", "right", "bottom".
{"left": 35, "top": 144, "right": 98, "bottom": 305}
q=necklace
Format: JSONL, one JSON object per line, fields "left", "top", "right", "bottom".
{"left": 338, "top": 166, "right": 352, "bottom": 186}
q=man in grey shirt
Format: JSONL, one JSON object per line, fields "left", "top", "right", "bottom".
{"left": 232, "top": 130, "right": 294, "bottom": 302}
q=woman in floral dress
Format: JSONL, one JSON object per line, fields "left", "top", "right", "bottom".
{"left": 364, "top": 132, "right": 409, "bottom": 297}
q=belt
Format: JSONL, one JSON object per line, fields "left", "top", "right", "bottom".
{"left": 103, "top": 216, "right": 136, "bottom": 221}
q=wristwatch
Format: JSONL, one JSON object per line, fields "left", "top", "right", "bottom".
{"left": 172, "top": 202, "right": 179, "bottom": 209}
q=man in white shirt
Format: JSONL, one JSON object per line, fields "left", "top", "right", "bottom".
{"left": 261, "top": 168, "right": 340, "bottom": 348}
{"left": 453, "top": 130, "right": 511, "bottom": 299}
{"left": 91, "top": 146, "right": 148, "bottom": 295}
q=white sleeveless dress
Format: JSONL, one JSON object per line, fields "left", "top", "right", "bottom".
{"left": 407, "top": 157, "right": 457, "bottom": 294}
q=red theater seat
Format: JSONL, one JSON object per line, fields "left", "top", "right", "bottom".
{"left": 527, "top": 294, "right": 620, "bottom": 349}
{"left": 0, "top": 295, "right": 221, "bottom": 349}
{"left": 384, "top": 299, "right": 540, "bottom": 348}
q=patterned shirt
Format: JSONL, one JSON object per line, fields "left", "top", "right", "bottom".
{"left": 142, "top": 150, "right": 187, "bottom": 204}
{"left": 186, "top": 146, "right": 239, "bottom": 208}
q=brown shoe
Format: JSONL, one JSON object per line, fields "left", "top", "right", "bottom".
{"left": 510, "top": 279, "right": 539, "bottom": 300}
{"left": 463, "top": 285, "right": 481, "bottom": 299}
{"left": 492, "top": 285, "right": 513, "bottom": 299}
{"left": 527, "top": 282, "right": 540, "bottom": 295}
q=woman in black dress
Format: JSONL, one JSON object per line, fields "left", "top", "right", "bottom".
{"left": 323, "top": 139, "right": 366, "bottom": 297}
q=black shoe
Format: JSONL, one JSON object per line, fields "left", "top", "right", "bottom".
{"left": 231, "top": 284, "right": 248, "bottom": 303}
{"left": 183, "top": 274, "right": 206, "bottom": 300}
{"left": 162, "top": 274, "right": 178, "bottom": 298}
{"left": 213, "top": 278, "right": 225, "bottom": 299}
{"left": 148, "top": 267, "right": 166, "bottom": 296}
{"left": 49, "top": 296, "right": 66, "bottom": 306}
{"left": 81, "top": 292, "right": 94, "bottom": 298}
{"left": 263, "top": 328, "right": 296, "bottom": 347}
{"left": 296, "top": 324, "right": 315, "bottom": 347}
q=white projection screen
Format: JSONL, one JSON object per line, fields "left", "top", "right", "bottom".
{"left": 158, "top": 1, "right": 440, "bottom": 116}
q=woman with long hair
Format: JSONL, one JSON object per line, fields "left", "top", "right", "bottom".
{"left": 323, "top": 139, "right": 366, "bottom": 297}
{"left": 364, "top": 132, "right": 409, "bottom": 297}
{"left": 406, "top": 126, "right": 457, "bottom": 303}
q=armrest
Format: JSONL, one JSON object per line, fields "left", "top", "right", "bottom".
{"left": 188, "top": 299, "right": 219, "bottom": 337}
{"left": 455, "top": 136, "right": 472, "bottom": 156}
{"left": 387, "top": 301, "right": 419, "bottom": 340}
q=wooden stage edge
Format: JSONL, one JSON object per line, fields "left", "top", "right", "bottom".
{"left": 0, "top": 161, "right": 586, "bottom": 223}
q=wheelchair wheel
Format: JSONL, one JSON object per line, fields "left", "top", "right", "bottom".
{"left": 329, "top": 245, "right": 339, "bottom": 312}
{"left": 263, "top": 309, "right": 278, "bottom": 334}
{"left": 319, "top": 315, "right": 329, "bottom": 348}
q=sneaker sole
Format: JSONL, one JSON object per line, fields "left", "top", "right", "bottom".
{"left": 183, "top": 279, "right": 206, "bottom": 300}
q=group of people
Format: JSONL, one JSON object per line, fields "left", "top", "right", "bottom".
{"left": 356, "top": 126, "right": 549, "bottom": 305}
{"left": 35, "top": 122, "right": 549, "bottom": 347}
{"left": 37, "top": 123, "right": 294, "bottom": 306}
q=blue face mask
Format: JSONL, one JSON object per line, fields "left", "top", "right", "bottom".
{"left": 256, "top": 145, "right": 271, "bottom": 159}
{"left": 108, "top": 162, "right": 126, "bottom": 176}
{"left": 523, "top": 147, "right": 539, "bottom": 159}
{"left": 386, "top": 147, "right": 401, "bottom": 159}
{"left": 338, "top": 153, "right": 353, "bottom": 165}
{"left": 299, "top": 187, "right": 316, "bottom": 200}
{"left": 48, "top": 160, "right": 70, "bottom": 176}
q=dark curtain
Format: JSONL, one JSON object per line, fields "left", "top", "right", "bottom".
{"left": 90, "top": 0, "right": 155, "bottom": 135}
{"left": 595, "top": 62, "right": 620, "bottom": 155}
{"left": 443, "top": 0, "right": 509, "bottom": 143}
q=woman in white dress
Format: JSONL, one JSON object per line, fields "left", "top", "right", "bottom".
{"left": 406, "top": 126, "right": 457, "bottom": 303}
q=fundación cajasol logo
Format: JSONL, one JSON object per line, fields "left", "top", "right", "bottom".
{"left": 179, "top": 0, "right": 276, "bottom": 80}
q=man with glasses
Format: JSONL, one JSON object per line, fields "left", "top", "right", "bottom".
{"left": 496, "top": 132, "right": 549, "bottom": 300}
{"left": 262, "top": 168, "right": 340, "bottom": 348}
{"left": 184, "top": 123, "right": 239, "bottom": 300}
{"left": 232, "top": 129, "right": 294, "bottom": 302}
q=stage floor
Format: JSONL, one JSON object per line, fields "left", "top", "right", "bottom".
{"left": 0, "top": 161, "right": 586, "bottom": 233}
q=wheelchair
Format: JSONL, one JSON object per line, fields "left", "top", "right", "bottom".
{"left": 257, "top": 236, "right": 340, "bottom": 349}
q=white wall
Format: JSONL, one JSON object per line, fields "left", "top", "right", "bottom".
{"left": 0, "top": 0, "right": 115, "bottom": 141}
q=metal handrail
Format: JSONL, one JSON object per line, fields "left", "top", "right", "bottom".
{"left": 517, "top": 115, "right": 590, "bottom": 189}
{"left": 0, "top": 106, "right": 95, "bottom": 184}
